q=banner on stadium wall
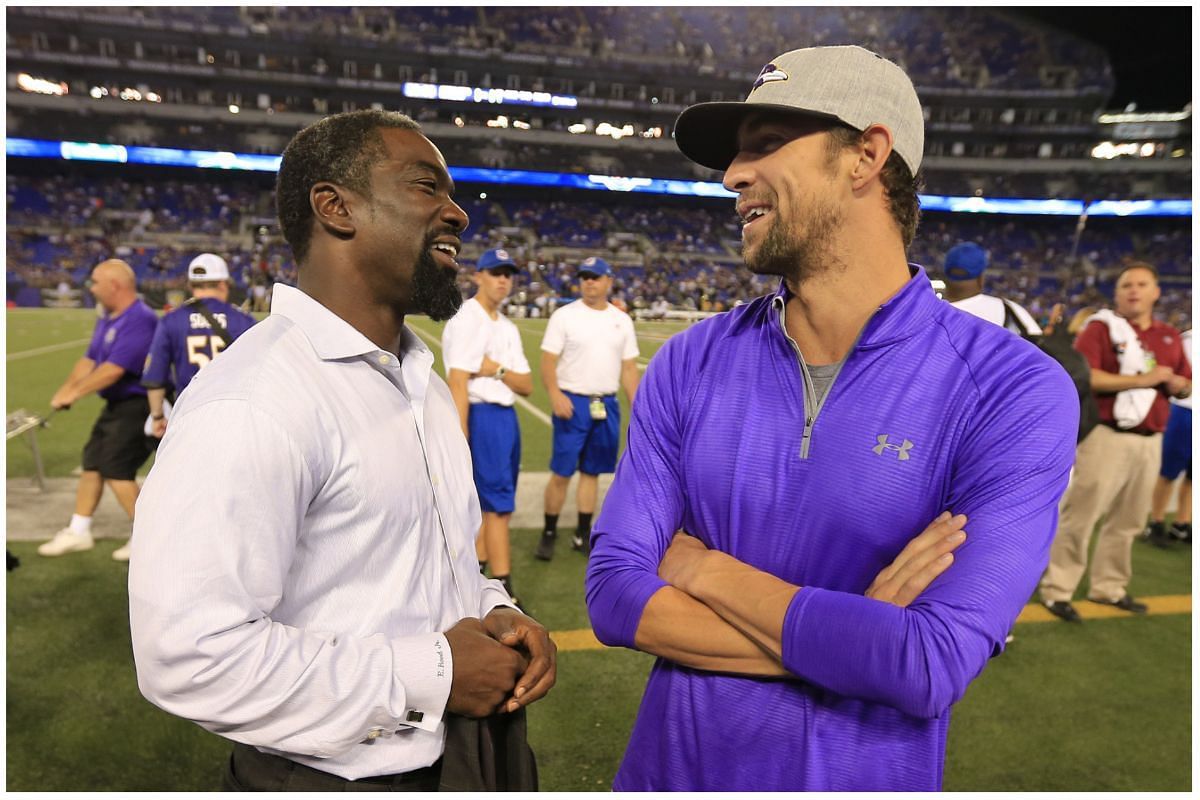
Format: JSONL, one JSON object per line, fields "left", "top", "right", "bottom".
{"left": 6, "top": 137, "right": 1191, "bottom": 217}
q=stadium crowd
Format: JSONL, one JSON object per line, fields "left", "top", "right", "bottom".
{"left": 6, "top": 173, "right": 1192, "bottom": 331}
{"left": 23, "top": 6, "right": 1110, "bottom": 93}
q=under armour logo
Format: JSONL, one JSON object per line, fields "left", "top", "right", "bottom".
{"left": 873, "top": 434, "right": 914, "bottom": 461}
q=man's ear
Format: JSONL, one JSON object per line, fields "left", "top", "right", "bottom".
{"left": 850, "top": 124, "right": 894, "bottom": 191}
{"left": 310, "top": 181, "right": 356, "bottom": 240}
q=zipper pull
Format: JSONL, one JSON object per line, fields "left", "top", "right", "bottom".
{"left": 800, "top": 416, "right": 814, "bottom": 459}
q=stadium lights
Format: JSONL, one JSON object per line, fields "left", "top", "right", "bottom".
{"left": 402, "top": 81, "right": 578, "bottom": 109}
{"left": 119, "top": 87, "right": 143, "bottom": 102}
{"left": 1098, "top": 110, "right": 1191, "bottom": 124}
{"left": 89, "top": 86, "right": 109, "bottom": 99}
{"left": 1091, "top": 141, "right": 1161, "bottom": 159}
{"left": 17, "top": 73, "right": 68, "bottom": 96}
{"left": 513, "top": 120, "right": 531, "bottom": 130}
{"left": 486, "top": 115, "right": 509, "bottom": 128}
{"left": 567, "top": 123, "right": 588, "bottom": 134}
{"left": 228, "top": 105, "right": 240, "bottom": 114}
{"left": 596, "top": 122, "right": 634, "bottom": 140}
{"left": 3, "top": 137, "right": 1192, "bottom": 217}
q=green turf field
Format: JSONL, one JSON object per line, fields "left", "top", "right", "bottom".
{"left": 6, "top": 307, "right": 1192, "bottom": 791}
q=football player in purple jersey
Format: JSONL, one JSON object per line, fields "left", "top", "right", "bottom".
{"left": 142, "top": 253, "right": 257, "bottom": 438}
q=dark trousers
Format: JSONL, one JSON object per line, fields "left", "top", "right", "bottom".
{"left": 222, "top": 743, "right": 442, "bottom": 791}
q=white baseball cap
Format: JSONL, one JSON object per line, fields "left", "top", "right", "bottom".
{"left": 673, "top": 45, "right": 925, "bottom": 176}
{"left": 188, "top": 253, "right": 230, "bottom": 282}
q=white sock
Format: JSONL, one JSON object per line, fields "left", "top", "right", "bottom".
{"left": 69, "top": 514, "right": 93, "bottom": 536}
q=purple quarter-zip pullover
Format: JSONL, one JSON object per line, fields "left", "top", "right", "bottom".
{"left": 585, "top": 267, "right": 1078, "bottom": 791}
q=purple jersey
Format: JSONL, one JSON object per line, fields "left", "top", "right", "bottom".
{"left": 85, "top": 299, "right": 158, "bottom": 402}
{"left": 142, "top": 298, "right": 256, "bottom": 396}
{"left": 585, "top": 268, "right": 1078, "bottom": 791}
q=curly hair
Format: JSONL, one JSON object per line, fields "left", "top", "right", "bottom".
{"left": 275, "top": 110, "right": 421, "bottom": 263}
{"left": 825, "top": 123, "right": 923, "bottom": 249}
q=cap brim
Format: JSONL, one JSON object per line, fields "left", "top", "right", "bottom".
{"left": 673, "top": 102, "right": 842, "bottom": 171}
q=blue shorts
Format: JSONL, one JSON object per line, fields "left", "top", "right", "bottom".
{"left": 468, "top": 403, "right": 521, "bottom": 514}
{"left": 1160, "top": 404, "right": 1192, "bottom": 480}
{"left": 550, "top": 392, "right": 620, "bottom": 477}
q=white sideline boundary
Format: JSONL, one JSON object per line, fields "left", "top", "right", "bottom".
{"left": 406, "top": 321, "right": 554, "bottom": 427}
{"left": 7, "top": 338, "right": 92, "bottom": 361}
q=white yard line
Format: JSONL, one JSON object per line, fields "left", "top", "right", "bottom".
{"left": 7, "top": 338, "right": 92, "bottom": 361}
{"left": 406, "top": 321, "right": 554, "bottom": 428}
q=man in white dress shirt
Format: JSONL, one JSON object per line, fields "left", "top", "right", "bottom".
{"left": 442, "top": 248, "right": 533, "bottom": 606}
{"left": 941, "top": 241, "right": 1042, "bottom": 335}
{"left": 129, "top": 110, "right": 555, "bottom": 790}
{"left": 534, "top": 256, "right": 640, "bottom": 561}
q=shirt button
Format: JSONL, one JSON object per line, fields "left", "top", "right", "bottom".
{"left": 378, "top": 355, "right": 391, "bottom": 365}
{"left": 431, "top": 475, "right": 439, "bottom": 486}
{"left": 365, "top": 727, "right": 383, "bottom": 739}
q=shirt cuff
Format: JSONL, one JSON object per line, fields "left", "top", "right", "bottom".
{"left": 389, "top": 632, "right": 452, "bottom": 734}
{"left": 479, "top": 578, "right": 516, "bottom": 617}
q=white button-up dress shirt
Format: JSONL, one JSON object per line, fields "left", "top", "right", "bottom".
{"left": 129, "top": 284, "right": 512, "bottom": 780}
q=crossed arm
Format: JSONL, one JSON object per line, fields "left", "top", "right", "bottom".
{"left": 447, "top": 357, "right": 533, "bottom": 434}
{"left": 634, "top": 514, "right": 967, "bottom": 676}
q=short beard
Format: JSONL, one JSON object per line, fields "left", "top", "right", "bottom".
{"left": 744, "top": 198, "right": 844, "bottom": 286}
{"left": 410, "top": 246, "right": 463, "bottom": 321}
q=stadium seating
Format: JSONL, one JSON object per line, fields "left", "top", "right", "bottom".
{"left": 5, "top": 171, "right": 1190, "bottom": 331}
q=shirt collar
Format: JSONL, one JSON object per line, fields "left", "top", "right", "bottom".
{"left": 768, "top": 264, "right": 939, "bottom": 349}
{"left": 268, "top": 283, "right": 434, "bottom": 365}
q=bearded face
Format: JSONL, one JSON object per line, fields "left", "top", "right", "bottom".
{"left": 410, "top": 239, "right": 464, "bottom": 321}
{"left": 743, "top": 187, "right": 845, "bottom": 285}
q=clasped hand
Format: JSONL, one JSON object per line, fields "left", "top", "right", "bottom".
{"left": 443, "top": 607, "right": 557, "bottom": 718}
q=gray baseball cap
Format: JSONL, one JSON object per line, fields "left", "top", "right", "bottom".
{"left": 673, "top": 45, "right": 925, "bottom": 176}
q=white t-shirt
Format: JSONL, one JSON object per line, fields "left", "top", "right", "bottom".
{"left": 950, "top": 294, "right": 1042, "bottom": 335}
{"left": 541, "top": 300, "right": 638, "bottom": 395}
{"left": 441, "top": 297, "right": 531, "bottom": 406}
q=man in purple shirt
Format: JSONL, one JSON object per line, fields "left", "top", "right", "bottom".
{"left": 39, "top": 258, "right": 159, "bottom": 562}
{"left": 585, "top": 46, "right": 1078, "bottom": 791}
{"left": 142, "top": 252, "right": 257, "bottom": 438}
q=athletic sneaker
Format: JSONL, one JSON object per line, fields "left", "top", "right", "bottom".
{"left": 1169, "top": 522, "right": 1192, "bottom": 544}
{"left": 111, "top": 540, "right": 133, "bottom": 562}
{"left": 571, "top": 533, "right": 590, "bottom": 555}
{"left": 37, "top": 528, "right": 95, "bottom": 557}
{"left": 534, "top": 531, "right": 557, "bottom": 561}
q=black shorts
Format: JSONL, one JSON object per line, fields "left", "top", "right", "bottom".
{"left": 81, "top": 396, "right": 154, "bottom": 480}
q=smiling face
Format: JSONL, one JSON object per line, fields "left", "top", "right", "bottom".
{"left": 722, "top": 113, "right": 849, "bottom": 285}
{"left": 354, "top": 127, "right": 469, "bottom": 320}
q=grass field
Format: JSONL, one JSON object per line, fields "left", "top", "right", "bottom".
{"left": 6, "top": 307, "right": 1192, "bottom": 791}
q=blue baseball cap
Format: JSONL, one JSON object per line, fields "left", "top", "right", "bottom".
{"left": 477, "top": 248, "right": 518, "bottom": 272}
{"left": 578, "top": 256, "right": 613, "bottom": 277}
{"left": 944, "top": 242, "right": 989, "bottom": 281}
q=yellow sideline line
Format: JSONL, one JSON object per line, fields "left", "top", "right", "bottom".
{"left": 551, "top": 594, "right": 1193, "bottom": 653}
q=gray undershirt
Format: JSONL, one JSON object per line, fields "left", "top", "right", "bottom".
{"left": 807, "top": 359, "right": 845, "bottom": 408}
